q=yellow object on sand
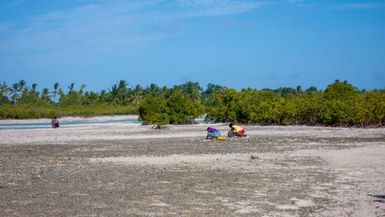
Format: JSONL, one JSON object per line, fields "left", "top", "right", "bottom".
{"left": 214, "top": 136, "right": 228, "bottom": 141}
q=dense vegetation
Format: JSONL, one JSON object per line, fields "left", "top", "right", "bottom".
{"left": 0, "top": 80, "right": 384, "bottom": 127}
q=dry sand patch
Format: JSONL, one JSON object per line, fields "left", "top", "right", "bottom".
{"left": 0, "top": 121, "right": 384, "bottom": 216}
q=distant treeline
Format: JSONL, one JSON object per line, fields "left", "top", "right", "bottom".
{"left": 0, "top": 80, "right": 384, "bottom": 126}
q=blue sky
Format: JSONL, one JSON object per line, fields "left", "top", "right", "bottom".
{"left": 1, "top": 0, "right": 385, "bottom": 91}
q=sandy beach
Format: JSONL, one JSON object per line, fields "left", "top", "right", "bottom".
{"left": 0, "top": 116, "right": 384, "bottom": 216}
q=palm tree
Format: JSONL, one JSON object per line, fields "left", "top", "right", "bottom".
{"left": 79, "top": 84, "right": 86, "bottom": 96}
{"left": 11, "top": 83, "right": 20, "bottom": 106}
{"left": 0, "top": 81, "right": 11, "bottom": 104}
{"left": 99, "top": 90, "right": 108, "bottom": 103}
{"left": 18, "top": 80, "right": 26, "bottom": 90}
{"left": 68, "top": 82, "right": 75, "bottom": 95}
{"left": 109, "top": 84, "right": 119, "bottom": 104}
{"left": 117, "top": 80, "right": 128, "bottom": 104}
{"left": 41, "top": 88, "right": 50, "bottom": 102}
{"left": 53, "top": 82, "right": 60, "bottom": 102}
{"left": 18, "top": 80, "right": 27, "bottom": 96}
{"left": 31, "top": 83, "right": 39, "bottom": 96}
{"left": 27, "top": 83, "right": 40, "bottom": 104}
{"left": 147, "top": 83, "right": 160, "bottom": 96}
{"left": 31, "top": 83, "right": 37, "bottom": 92}
{"left": 130, "top": 85, "right": 144, "bottom": 104}
{"left": 0, "top": 81, "right": 11, "bottom": 98}
{"left": 59, "top": 88, "right": 64, "bottom": 97}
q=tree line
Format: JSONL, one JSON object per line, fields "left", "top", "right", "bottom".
{"left": 0, "top": 80, "right": 384, "bottom": 126}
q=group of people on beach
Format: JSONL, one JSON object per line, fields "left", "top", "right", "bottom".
{"left": 206, "top": 123, "right": 246, "bottom": 140}
{"left": 50, "top": 116, "right": 244, "bottom": 140}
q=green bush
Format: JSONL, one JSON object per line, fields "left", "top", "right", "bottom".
{"left": 138, "top": 96, "right": 168, "bottom": 124}
{"left": 139, "top": 90, "right": 204, "bottom": 125}
{"left": 1, "top": 80, "right": 384, "bottom": 127}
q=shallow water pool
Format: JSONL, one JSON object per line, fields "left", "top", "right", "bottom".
{"left": 0, "top": 118, "right": 142, "bottom": 130}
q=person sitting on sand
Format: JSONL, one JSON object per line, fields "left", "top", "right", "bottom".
{"left": 228, "top": 123, "right": 246, "bottom": 137}
{"left": 51, "top": 116, "right": 59, "bottom": 128}
{"left": 206, "top": 127, "right": 221, "bottom": 139}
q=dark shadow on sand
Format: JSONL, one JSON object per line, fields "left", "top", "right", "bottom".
{"left": 368, "top": 194, "right": 385, "bottom": 203}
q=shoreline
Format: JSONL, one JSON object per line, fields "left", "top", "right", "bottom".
{"left": 1, "top": 115, "right": 383, "bottom": 129}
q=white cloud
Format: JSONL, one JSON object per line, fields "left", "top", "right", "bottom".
{"left": 0, "top": 0, "right": 267, "bottom": 68}
{"left": 281, "top": 0, "right": 314, "bottom": 8}
{"left": 176, "top": 0, "right": 266, "bottom": 17}
{"left": 283, "top": 0, "right": 304, "bottom": 3}
{"left": 340, "top": 2, "right": 385, "bottom": 10}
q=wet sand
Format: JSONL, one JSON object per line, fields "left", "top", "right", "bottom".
{"left": 0, "top": 118, "right": 384, "bottom": 216}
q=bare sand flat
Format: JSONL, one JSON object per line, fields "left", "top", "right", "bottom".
{"left": 0, "top": 118, "right": 384, "bottom": 216}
